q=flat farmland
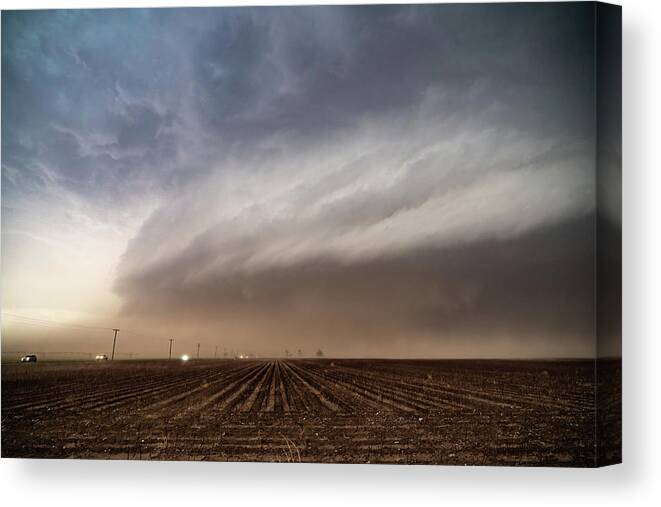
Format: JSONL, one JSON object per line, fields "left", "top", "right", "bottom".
{"left": 1, "top": 359, "right": 621, "bottom": 466}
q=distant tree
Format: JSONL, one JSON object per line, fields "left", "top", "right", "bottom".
{"left": 316, "top": 349, "right": 324, "bottom": 358}
{"left": 297, "top": 349, "right": 302, "bottom": 357}
{"left": 285, "top": 349, "right": 290, "bottom": 358}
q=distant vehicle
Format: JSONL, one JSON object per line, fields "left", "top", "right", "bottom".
{"left": 95, "top": 354, "right": 108, "bottom": 361}
{"left": 20, "top": 354, "right": 37, "bottom": 363}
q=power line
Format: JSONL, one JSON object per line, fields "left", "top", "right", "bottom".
{"left": 121, "top": 328, "right": 167, "bottom": 342}
{"left": 2, "top": 317, "right": 110, "bottom": 334}
{"left": 3, "top": 313, "right": 195, "bottom": 360}
{"left": 2, "top": 319, "right": 92, "bottom": 332}
{"left": 3, "top": 312, "right": 171, "bottom": 343}
{"left": 2, "top": 313, "right": 112, "bottom": 331}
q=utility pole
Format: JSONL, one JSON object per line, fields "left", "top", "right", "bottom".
{"left": 197, "top": 343, "right": 200, "bottom": 359}
{"left": 214, "top": 345, "right": 218, "bottom": 359}
{"left": 169, "top": 339, "right": 174, "bottom": 360}
{"left": 111, "top": 328, "right": 120, "bottom": 361}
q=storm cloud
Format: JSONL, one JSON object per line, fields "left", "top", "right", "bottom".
{"left": 2, "top": 4, "right": 612, "bottom": 358}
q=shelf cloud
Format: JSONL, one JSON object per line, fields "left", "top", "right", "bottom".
{"left": 2, "top": 4, "right": 613, "bottom": 357}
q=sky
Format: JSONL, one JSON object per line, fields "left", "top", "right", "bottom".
{"left": 1, "top": 4, "right": 620, "bottom": 359}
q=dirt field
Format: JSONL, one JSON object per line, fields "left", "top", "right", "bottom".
{"left": 1, "top": 359, "right": 621, "bottom": 466}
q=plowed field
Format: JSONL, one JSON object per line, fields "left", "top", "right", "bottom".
{"left": 1, "top": 359, "right": 621, "bottom": 466}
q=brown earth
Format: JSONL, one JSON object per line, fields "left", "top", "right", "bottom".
{"left": 1, "top": 359, "right": 621, "bottom": 466}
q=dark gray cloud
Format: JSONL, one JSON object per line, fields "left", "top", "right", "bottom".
{"left": 115, "top": 215, "right": 596, "bottom": 358}
{"left": 3, "top": 4, "right": 595, "bottom": 201}
{"left": 2, "top": 4, "right": 610, "bottom": 358}
{"left": 186, "top": 4, "right": 596, "bottom": 146}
